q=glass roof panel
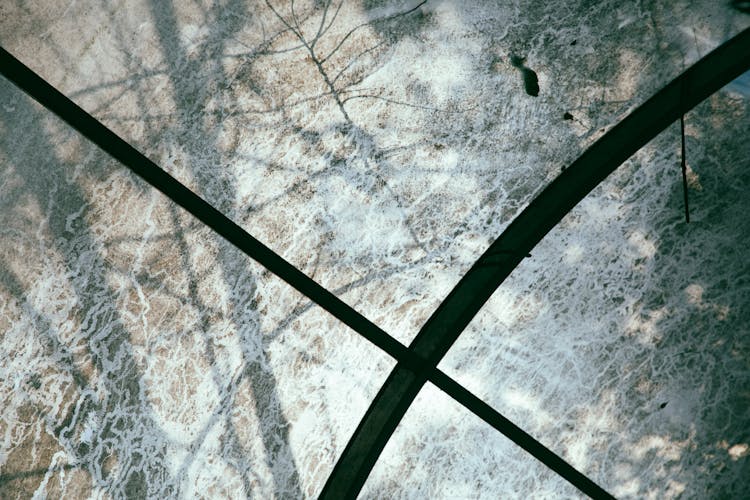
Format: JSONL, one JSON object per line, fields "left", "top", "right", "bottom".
{"left": 360, "top": 382, "right": 584, "bottom": 498}
{"left": 0, "top": 76, "right": 395, "bottom": 498}
{"left": 1, "top": 1, "right": 747, "bottom": 343}
{"left": 438, "top": 86, "right": 750, "bottom": 498}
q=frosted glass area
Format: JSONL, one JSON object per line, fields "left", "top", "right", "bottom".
{"left": 360, "top": 383, "right": 583, "bottom": 499}
{"left": 0, "top": 78, "right": 394, "bottom": 498}
{"left": 1, "top": 1, "right": 747, "bottom": 343}
{"left": 439, "top": 89, "right": 750, "bottom": 498}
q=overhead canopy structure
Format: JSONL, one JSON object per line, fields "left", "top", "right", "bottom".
{"left": 1, "top": 2, "right": 749, "bottom": 499}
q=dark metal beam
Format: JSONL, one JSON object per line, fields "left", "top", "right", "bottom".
{"left": 320, "top": 27, "right": 750, "bottom": 500}
{"left": 0, "top": 44, "right": 614, "bottom": 497}
{"left": 1, "top": 46, "right": 600, "bottom": 497}
{"left": 429, "top": 369, "right": 614, "bottom": 499}
{"left": 0, "top": 45, "right": 417, "bottom": 372}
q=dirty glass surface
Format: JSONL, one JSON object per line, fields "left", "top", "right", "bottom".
{"left": 360, "top": 382, "right": 583, "bottom": 498}
{"left": 2, "top": 1, "right": 750, "bottom": 499}
{"left": 0, "top": 1, "right": 747, "bottom": 343}
{"left": 439, "top": 85, "right": 750, "bottom": 498}
{"left": 0, "top": 76, "right": 395, "bottom": 498}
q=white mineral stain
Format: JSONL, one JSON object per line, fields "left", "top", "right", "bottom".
{"left": 1, "top": 1, "right": 749, "bottom": 499}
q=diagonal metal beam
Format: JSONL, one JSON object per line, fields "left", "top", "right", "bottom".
{"left": 1, "top": 44, "right": 610, "bottom": 496}
{"left": 320, "top": 27, "right": 750, "bottom": 500}
{"left": 0, "top": 44, "right": 612, "bottom": 497}
{"left": 0, "top": 45, "right": 418, "bottom": 372}
{"left": 428, "top": 369, "right": 613, "bottom": 498}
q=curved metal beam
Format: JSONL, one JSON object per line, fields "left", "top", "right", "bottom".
{"left": 321, "top": 27, "right": 750, "bottom": 499}
{"left": 3, "top": 44, "right": 591, "bottom": 496}
{"left": 0, "top": 44, "right": 591, "bottom": 497}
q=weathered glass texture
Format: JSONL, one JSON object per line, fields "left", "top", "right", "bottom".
{"left": 1, "top": 1, "right": 747, "bottom": 343}
{"left": 439, "top": 86, "right": 750, "bottom": 498}
{"left": 0, "top": 77, "right": 394, "bottom": 498}
{"left": 2, "top": 1, "right": 750, "bottom": 498}
{"left": 360, "top": 382, "right": 583, "bottom": 498}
